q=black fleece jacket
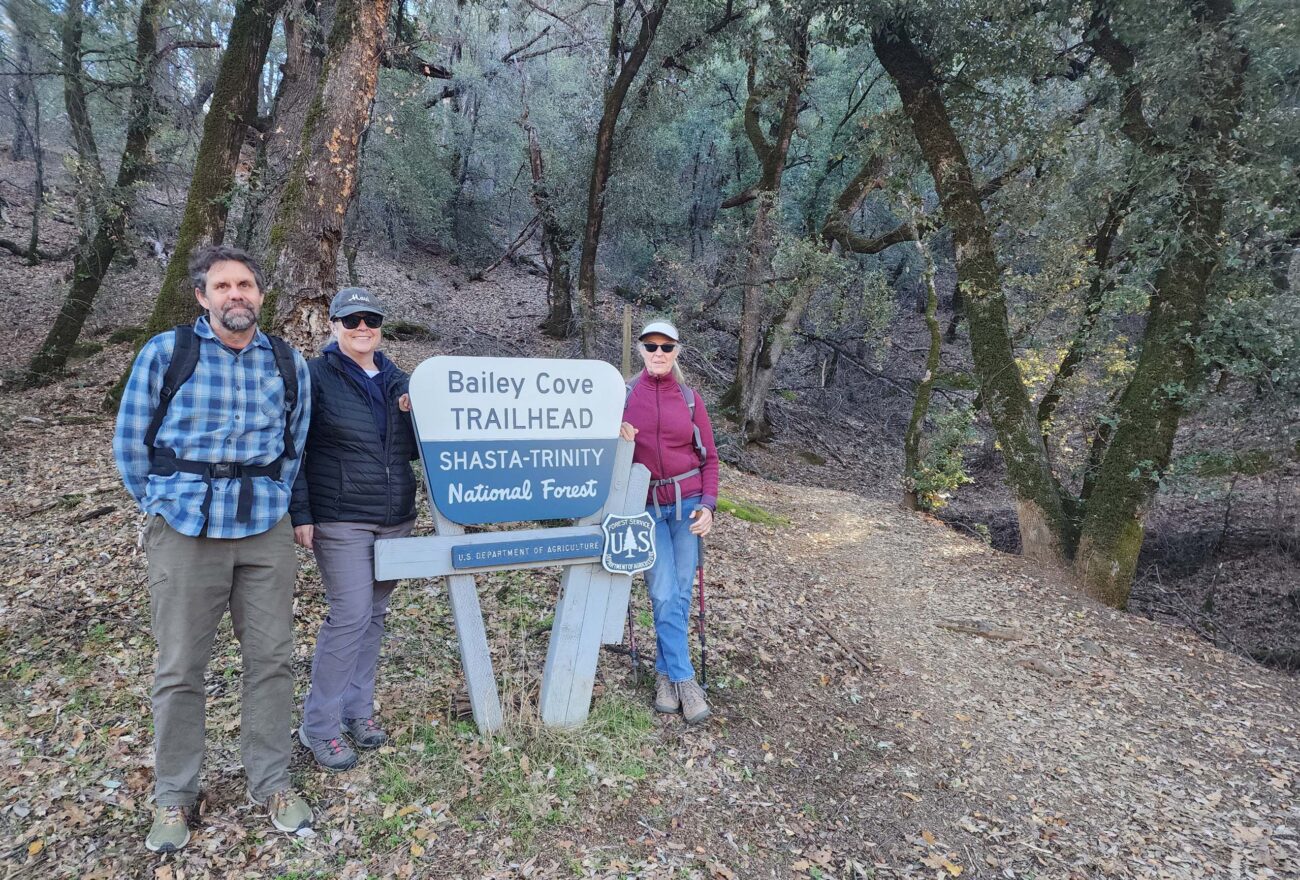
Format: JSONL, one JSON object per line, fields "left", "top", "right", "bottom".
{"left": 290, "top": 347, "right": 418, "bottom": 526}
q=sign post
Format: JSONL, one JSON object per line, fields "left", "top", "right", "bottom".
{"left": 375, "top": 356, "right": 652, "bottom": 731}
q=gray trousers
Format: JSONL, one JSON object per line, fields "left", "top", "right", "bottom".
{"left": 145, "top": 514, "right": 295, "bottom": 806}
{"left": 301, "top": 519, "right": 414, "bottom": 741}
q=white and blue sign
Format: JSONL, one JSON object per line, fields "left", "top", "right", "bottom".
{"left": 600, "top": 512, "right": 657, "bottom": 575}
{"left": 451, "top": 534, "right": 603, "bottom": 569}
{"left": 409, "top": 356, "right": 626, "bottom": 525}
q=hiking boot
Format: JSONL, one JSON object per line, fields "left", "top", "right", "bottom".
{"left": 654, "top": 673, "right": 680, "bottom": 714}
{"left": 260, "top": 788, "right": 313, "bottom": 833}
{"left": 144, "top": 804, "right": 191, "bottom": 853}
{"left": 298, "top": 725, "right": 358, "bottom": 771}
{"left": 677, "top": 678, "right": 711, "bottom": 725}
{"left": 343, "top": 716, "right": 388, "bottom": 750}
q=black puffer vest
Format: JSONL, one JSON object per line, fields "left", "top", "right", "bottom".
{"left": 289, "top": 349, "right": 418, "bottom": 526}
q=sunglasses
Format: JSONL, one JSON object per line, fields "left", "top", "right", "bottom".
{"left": 641, "top": 342, "right": 677, "bottom": 353}
{"left": 336, "top": 312, "right": 383, "bottom": 329}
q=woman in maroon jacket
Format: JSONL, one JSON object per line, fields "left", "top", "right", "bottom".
{"left": 619, "top": 320, "right": 720, "bottom": 724}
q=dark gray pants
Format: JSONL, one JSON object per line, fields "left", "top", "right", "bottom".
{"left": 145, "top": 514, "right": 295, "bottom": 806}
{"left": 301, "top": 519, "right": 414, "bottom": 741}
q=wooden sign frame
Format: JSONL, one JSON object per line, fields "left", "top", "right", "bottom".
{"left": 375, "top": 439, "right": 649, "bottom": 732}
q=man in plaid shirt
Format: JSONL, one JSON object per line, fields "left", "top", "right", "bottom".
{"left": 114, "top": 245, "right": 313, "bottom": 852}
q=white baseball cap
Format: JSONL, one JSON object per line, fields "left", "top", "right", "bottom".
{"left": 638, "top": 320, "right": 680, "bottom": 341}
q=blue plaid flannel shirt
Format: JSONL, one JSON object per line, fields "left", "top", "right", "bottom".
{"left": 113, "top": 317, "right": 312, "bottom": 539}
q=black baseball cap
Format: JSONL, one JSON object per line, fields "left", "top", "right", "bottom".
{"left": 329, "top": 287, "right": 387, "bottom": 319}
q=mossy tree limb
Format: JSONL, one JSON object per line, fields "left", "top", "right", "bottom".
{"left": 873, "top": 20, "right": 1070, "bottom": 565}
{"left": 1074, "top": 0, "right": 1248, "bottom": 608}
{"left": 239, "top": 0, "right": 338, "bottom": 255}
{"left": 142, "top": 0, "right": 287, "bottom": 339}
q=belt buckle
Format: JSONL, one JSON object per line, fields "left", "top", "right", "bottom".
{"left": 210, "top": 463, "right": 239, "bottom": 480}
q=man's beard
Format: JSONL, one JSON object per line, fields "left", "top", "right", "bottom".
{"left": 219, "top": 302, "right": 258, "bottom": 332}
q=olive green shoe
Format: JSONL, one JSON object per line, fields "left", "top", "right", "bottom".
{"left": 260, "top": 788, "right": 313, "bottom": 834}
{"left": 144, "top": 804, "right": 191, "bottom": 853}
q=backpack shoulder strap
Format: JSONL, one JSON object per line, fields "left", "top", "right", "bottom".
{"left": 266, "top": 334, "right": 300, "bottom": 460}
{"left": 677, "top": 382, "right": 695, "bottom": 415}
{"left": 677, "top": 382, "right": 708, "bottom": 467}
{"left": 144, "top": 325, "right": 200, "bottom": 450}
{"left": 624, "top": 373, "right": 641, "bottom": 404}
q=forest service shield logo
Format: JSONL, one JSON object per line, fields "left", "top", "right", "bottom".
{"left": 601, "top": 512, "right": 656, "bottom": 575}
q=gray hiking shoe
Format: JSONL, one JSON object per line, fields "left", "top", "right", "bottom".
{"left": 260, "top": 788, "right": 313, "bottom": 833}
{"left": 298, "top": 725, "right": 358, "bottom": 771}
{"left": 144, "top": 804, "right": 191, "bottom": 853}
{"left": 343, "top": 716, "right": 388, "bottom": 750}
{"left": 678, "top": 678, "right": 712, "bottom": 725}
{"left": 654, "top": 673, "right": 680, "bottom": 714}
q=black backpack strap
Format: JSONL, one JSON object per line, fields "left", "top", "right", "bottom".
{"left": 266, "top": 334, "right": 300, "bottom": 460}
{"left": 143, "top": 325, "right": 201, "bottom": 451}
{"left": 624, "top": 373, "right": 640, "bottom": 404}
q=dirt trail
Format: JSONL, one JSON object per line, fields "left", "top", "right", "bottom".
{"left": 1, "top": 358, "right": 1297, "bottom": 879}
{"left": 661, "top": 470, "right": 1300, "bottom": 878}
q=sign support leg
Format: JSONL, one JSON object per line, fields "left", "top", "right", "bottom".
{"left": 539, "top": 441, "right": 649, "bottom": 727}
{"left": 431, "top": 507, "right": 504, "bottom": 734}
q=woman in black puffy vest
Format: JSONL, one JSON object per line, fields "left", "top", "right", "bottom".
{"left": 290, "top": 288, "right": 418, "bottom": 771}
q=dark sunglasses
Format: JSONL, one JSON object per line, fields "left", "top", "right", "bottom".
{"left": 641, "top": 342, "right": 677, "bottom": 353}
{"left": 336, "top": 312, "right": 383, "bottom": 329}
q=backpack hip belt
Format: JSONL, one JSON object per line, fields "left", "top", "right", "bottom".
{"left": 649, "top": 467, "right": 701, "bottom": 521}
{"left": 149, "top": 450, "right": 281, "bottom": 525}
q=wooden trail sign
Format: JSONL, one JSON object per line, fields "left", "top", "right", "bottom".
{"left": 375, "top": 356, "right": 652, "bottom": 731}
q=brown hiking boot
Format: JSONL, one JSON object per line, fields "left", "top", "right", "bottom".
{"left": 677, "top": 678, "right": 711, "bottom": 725}
{"left": 654, "top": 673, "right": 680, "bottom": 714}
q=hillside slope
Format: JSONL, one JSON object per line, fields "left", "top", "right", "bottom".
{"left": 1, "top": 364, "right": 1296, "bottom": 879}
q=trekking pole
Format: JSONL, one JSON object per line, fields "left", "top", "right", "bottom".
{"left": 696, "top": 537, "right": 709, "bottom": 689}
{"left": 625, "top": 598, "right": 642, "bottom": 682}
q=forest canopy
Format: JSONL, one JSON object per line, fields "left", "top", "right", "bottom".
{"left": 1, "top": 0, "right": 1297, "bottom": 613}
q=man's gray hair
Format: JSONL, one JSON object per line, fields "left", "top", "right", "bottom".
{"left": 189, "top": 245, "right": 267, "bottom": 294}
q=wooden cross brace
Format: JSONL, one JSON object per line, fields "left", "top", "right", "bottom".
{"left": 374, "top": 439, "right": 651, "bottom": 732}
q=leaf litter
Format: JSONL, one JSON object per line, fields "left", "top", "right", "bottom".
{"left": 0, "top": 258, "right": 1297, "bottom": 878}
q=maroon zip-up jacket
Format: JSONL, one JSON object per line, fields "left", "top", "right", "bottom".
{"left": 623, "top": 369, "right": 719, "bottom": 511}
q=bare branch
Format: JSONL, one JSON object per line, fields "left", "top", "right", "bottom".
{"left": 155, "top": 39, "right": 220, "bottom": 57}
{"left": 502, "top": 25, "right": 552, "bottom": 62}
{"left": 513, "top": 42, "right": 585, "bottom": 63}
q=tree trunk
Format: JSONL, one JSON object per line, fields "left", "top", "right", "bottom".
{"left": 267, "top": 0, "right": 393, "bottom": 349}
{"left": 874, "top": 22, "right": 1070, "bottom": 565}
{"left": 742, "top": 276, "right": 816, "bottom": 442}
{"left": 903, "top": 227, "right": 942, "bottom": 511}
{"left": 143, "top": 0, "right": 287, "bottom": 338}
{"left": 1075, "top": 0, "right": 1247, "bottom": 607}
{"left": 62, "top": 0, "right": 104, "bottom": 249}
{"left": 576, "top": 0, "right": 670, "bottom": 356}
{"left": 520, "top": 84, "right": 575, "bottom": 338}
{"left": 1037, "top": 188, "right": 1132, "bottom": 445}
{"left": 27, "top": 0, "right": 163, "bottom": 387}
{"left": 24, "top": 77, "right": 42, "bottom": 266}
{"left": 239, "top": 0, "right": 337, "bottom": 254}
{"left": 721, "top": 30, "right": 809, "bottom": 442}
{"left": 8, "top": 2, "right": 35, "bottom": 162}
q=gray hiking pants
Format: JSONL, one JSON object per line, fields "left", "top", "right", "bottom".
{"left": 145, "top": 514, "right": 296, "bottom": 806}
{"left": 300, "top": 519, "right": 414, "bottom": 742}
